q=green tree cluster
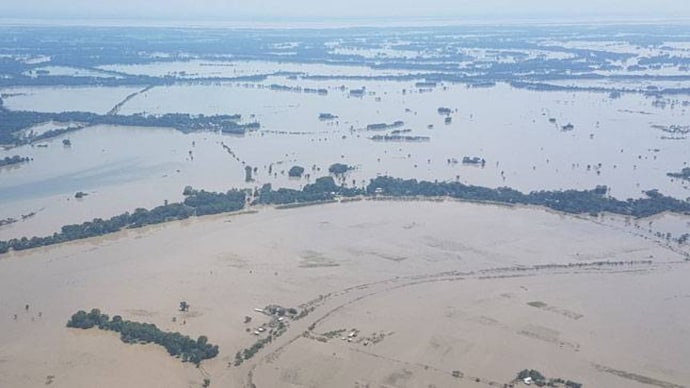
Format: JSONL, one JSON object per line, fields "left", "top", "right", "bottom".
{"left": 254, "top": 176, "right": 360, "bottom": 205}
{"left": 183, "top": 189, "right": 246, "bottom": 216}
{"left": 67, "top": 309, "right": 219, "bottom": 365}
{"left": 516, "top": 369, "right": 582, "bottom": 388}
{"left": 328, "top": 163, "right": 351, "bottom": 175}
{"left": 233, "top": 321, "right": 287, "bottom": 366}
{"left": 0, "top": 155, "right": 30, "bottom": 167}
{"left": 366, "top": 176, "right": 690, "bottom": 218}
{"left": 0, "top": 107, "right": 257, "bottom": 145}
{"left": 0, "top": 188, "right": 246, "bottom": 253}
{"left": 3, "top": 175, "right": 689, "bottom": 255}
{"left": 668, "top": 167, "right": 690, "bottom": 181}
{"left": 288, "top": 165, "right": 305, "bottom": 177}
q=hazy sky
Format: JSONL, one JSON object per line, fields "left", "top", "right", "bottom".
{"left": 2, "top": 0, "right": 690, "bottom": 22}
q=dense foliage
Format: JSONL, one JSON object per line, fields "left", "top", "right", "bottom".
{"left": 366, "top": 121, "right": 404, "bottom": 131}
{"left": 517, "top": 369, "right": 582, "bottom": 388}
{"left": 2, "top": 175, "right": 688, "bottom": 255}
{"left": 288, "top": 165, "right": 305, "bottom": 177}
{"left": 0, "top": 189, "right": 246, "bottom": 253}
{"left": 328, "top": 163, "right": 351, "bottom": 175}
{"left": 0, "top": 155, "right": 30, "bottom": 167}
{"left": 0, "top": 108, "right": 257, "bottom": 145}
{"left": 370, "top": 134, "right": 430, "bottom": 142}
{"left": 67, "top": 309, "right": 218, "bottom": 365}
{"left": 318, "top": 113, "right": 337, "bottom": 120}
{"left": 366, "top": 176, "right": 690, "bottom": 218}
{"left": 183, "top": 189, "right": 246, "bottom": 216}
{"left": 668, "top": 167, "right": 690, "bottom": 181}
{"left": 254, "top": 176, "right": 360, "bottom": 205}
{"left": 245, "top": 166, "right": 253, "bottom": 182}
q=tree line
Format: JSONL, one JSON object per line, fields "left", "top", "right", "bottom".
{"left": 253, "top": 176, "right": 359, "bottom": 205}
{"left": 67, "top": 308, "right": 219, "bottom": 365}
{"left": 0, "top": 155, "right": 31, "bottom": 167}
{"left": 2, "top": 175, "right": 689, "bottom": 255}
{"left": 516, "top": 369, "right": 582, "bottom": 388}
{"left": 0, "top": 107, "right": 258, "bottom": 145}
{"left": 0, "top": 188, "right": 246, "bottom": 253}
{"left": 668, "top": 167, "right": 690, "bottom": 181}
{"left": 366, "top": 176, "right": 690, "bottom": 218}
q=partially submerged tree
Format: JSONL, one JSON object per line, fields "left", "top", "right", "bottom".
{"left": 288, "top": 165, "right": 305, "bottom": 178}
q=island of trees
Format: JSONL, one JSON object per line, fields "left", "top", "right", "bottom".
{"left": 67, "top": 308, "right": 219, "bottom": 365}
{"left": 288, "top": 165, "right": 305, "bottom": 177}
{"left": 0, "top": 187, "right": 245, "bottom": 253}
{"left": 366, "top": 121, "right": 404, "bottom": 131}
{"left": 267, "top": 84, "right": 327, "bottom": 95}
{"left": 245, "top": 166, "right": 254, "bottom": 182}
{"left": 516, "top": 369, "right": 582, "bottom": 388}
{"left": 415, "top": 81, "right": 437, "bottom": 88}
{"left": 349, "top": 88, "right": 365, "bottom": 97}
{"left": 318, "top": 113, "right": 338, "bottom": 120}
{"left": 328, "top": 163, "right": 352, "bottom": 175}
{"left": 1, "top": 175, "right": 689, "bottom": 255}
{"left": 668, "top": 167, "right": 690, "bottom": 181}
{"left": 0, "top": 107, "right": 259, "bottom": 145}
{"left": 254, "top": 176, "right": 359, "bottom": 206}
{"left": 366, "top": 176, "right": 690, "bottom": 218}
{"left": 370, "top": 134, "right": 430, "bottom": 142}
{"left": 0, "top": 155, "right": 31, "bottom": 167}
{"left": 462, "top": 156, "right": 486, "bottom": 166}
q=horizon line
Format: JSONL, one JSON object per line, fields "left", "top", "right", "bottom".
{"left": 2, "top": 15, "right": 690, "bottom": 29}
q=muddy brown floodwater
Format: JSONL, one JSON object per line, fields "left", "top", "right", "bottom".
{"left": 0, "top": 200, "right": 688, "bottom": 388}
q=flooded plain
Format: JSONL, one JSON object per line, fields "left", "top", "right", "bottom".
{"left": 0, "top": 200, "right": 688, "bottom": 388}
{"left": 1, "top": 26, "right": 690, "bottom": 388}
{"left": 1, "top": 69, "right": 689, "bottom": 240}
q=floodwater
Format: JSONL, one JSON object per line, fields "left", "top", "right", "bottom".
{"left": 0, "top": 200, "right": 688, "bottom": 388}
{"left": 2, "top": 86, "right": 142, "bottom": 114}
{"left": 1, "top": 66, "right": 689, "bottom": 239}
{"left": 98, "top": 60, "right": 417, "bottom": 78}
